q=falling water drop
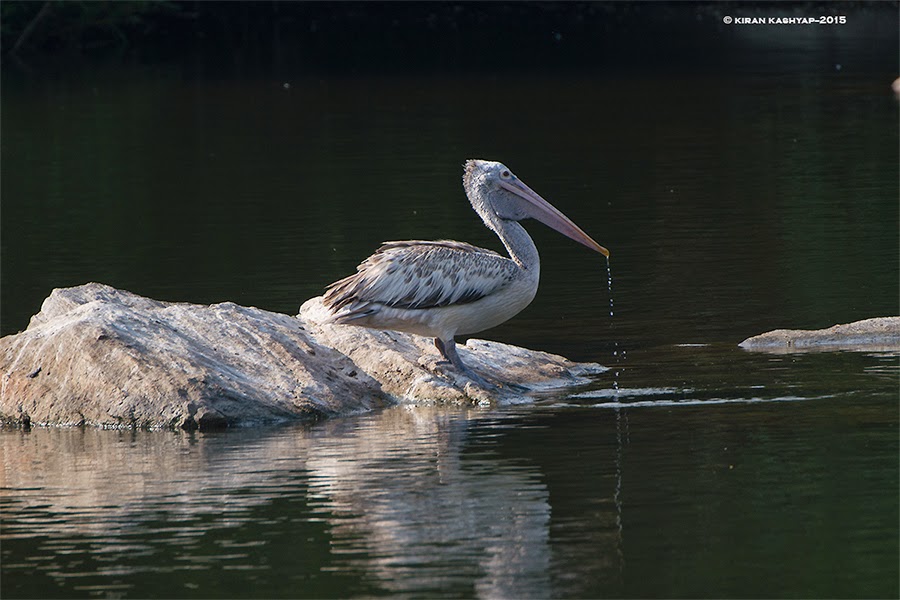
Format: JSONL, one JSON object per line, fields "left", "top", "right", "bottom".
{"left": 606, "top": 256, "right": 624, "bottom": 393}
{"left": 607, "top": 260, "right": 615, "bottom": 319}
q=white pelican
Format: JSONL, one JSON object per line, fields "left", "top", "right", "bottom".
{"left": 323, "top": 159, "right": 609, "bottom": 379}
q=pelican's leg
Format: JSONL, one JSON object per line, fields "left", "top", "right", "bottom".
{"left": 434, "top": 337, "right": 465, "bottom": 369}
{"left": 434, "top": 337, "right": 528, "bottom": 392}
{"left": 434, "top": 337, "right": 489, "bottom": 385}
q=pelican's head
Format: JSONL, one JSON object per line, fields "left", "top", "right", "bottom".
{"left": 463, "top": 159, "right": 609, "bottom": 257}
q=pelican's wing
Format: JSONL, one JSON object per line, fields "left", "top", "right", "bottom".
{"left": 323, "top": 240, "right": 518, "bottom": 319}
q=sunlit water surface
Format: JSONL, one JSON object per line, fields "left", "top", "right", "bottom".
{"left": 2, "top": 50, "right": 898, "bottom": 598}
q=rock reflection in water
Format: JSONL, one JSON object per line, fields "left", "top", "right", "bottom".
{"left": 306, "top": 407, "right": 552, "bottom": 597}
{"left": 1, "top": 406, "right": 619, "bottom": 597}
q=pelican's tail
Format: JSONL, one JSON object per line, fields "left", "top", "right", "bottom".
{"left": 323, "top": 302, "right": 377, "bottom": 325}
{"left": 321, "top": 273, "right": 377, "bottom": 324}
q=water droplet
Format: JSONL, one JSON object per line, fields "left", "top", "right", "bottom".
{"left": 606, "top": 256, "right": 625, "bottom": 394}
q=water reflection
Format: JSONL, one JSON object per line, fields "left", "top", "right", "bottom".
{"left": 0, "top": 407, "right": 619, "bottom": 597}
{"left": 306, "top": 408, "right": 556, "bottom": 597}
{"left": 3, "top": 374, "right": 897, "bottom": 598}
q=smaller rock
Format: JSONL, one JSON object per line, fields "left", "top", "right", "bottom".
{"left": 739, "top": 317, "right": 900, "bottom": 352}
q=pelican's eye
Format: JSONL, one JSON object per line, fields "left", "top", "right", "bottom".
{"left": 500, "top": 170, "right": 511, "bottom": 179}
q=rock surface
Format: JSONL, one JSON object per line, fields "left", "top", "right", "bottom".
{"left": 739, "top": 317, "right": 900, "bottom": 352}
{"left": 0, "top": 283, "right": 604, "bottom": 429}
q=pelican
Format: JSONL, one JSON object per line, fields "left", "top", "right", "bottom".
{"left": 323, "top": 159, "right": 609, "bottom": 380}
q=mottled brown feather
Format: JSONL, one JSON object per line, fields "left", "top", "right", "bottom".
{"left": 323, "top": 240, "right": 518, "bottom": 318}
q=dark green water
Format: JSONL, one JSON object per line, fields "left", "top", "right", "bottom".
{"left": 2, "top": 23, "right": 898, "bottom": 599}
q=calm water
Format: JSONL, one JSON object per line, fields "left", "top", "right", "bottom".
{"left": 2, "top": 37, "right": 899, "bottom": 599}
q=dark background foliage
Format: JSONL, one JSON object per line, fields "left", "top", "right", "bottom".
{"left": 3, "top": 1, "right": 896, "bottom": 75}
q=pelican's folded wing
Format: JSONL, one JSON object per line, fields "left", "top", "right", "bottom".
{"left": 324, "top": 240, "right": 519, "bottom": 316}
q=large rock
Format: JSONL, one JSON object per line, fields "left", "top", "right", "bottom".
{"left": 0, "top": 283, "right": 604, "bottom": 429}
{"left": 739, "top": 317, "right": 900, "bottom": 352}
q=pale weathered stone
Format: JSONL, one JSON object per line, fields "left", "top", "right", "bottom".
{"left": 1, "top": 283, "right": 389, "bottom": 429}
{"left": 739, "top": 317, "right": 900, "bottom": 352}
{"left": 0, "top": 283, "right": 605, "bottom": 429}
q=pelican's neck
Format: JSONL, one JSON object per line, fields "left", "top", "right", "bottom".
{"left": 467, "top": 184, "right": 540, "bottom": 270}
{"left": 493, "top": 218, "right": 539, "bottom": 271}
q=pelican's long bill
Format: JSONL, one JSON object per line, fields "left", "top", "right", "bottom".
{"left": 499, "top": 179, "right": 610, "bottom": 258}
